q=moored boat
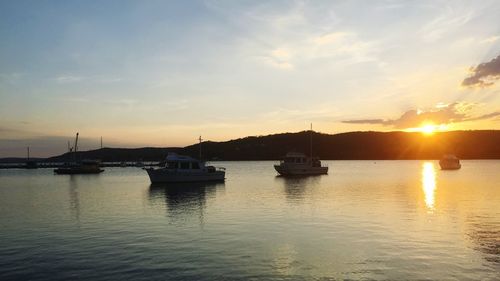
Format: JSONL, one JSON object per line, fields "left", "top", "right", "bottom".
{"left": 54, "top": 132, "right": 104, "bottom": 175}
{"left": 54, "top": 160, "right": 104, "bottom": 174}
{"left": 145, "top": 153, "right": 225, "bottom": 183}
{"left": 439, "top": 154, "right": 461, "bottom": 170}
{"left": 274, "top": 124, "right": 328, "bottom": 176}
{"left": 25, "top": 147, "right": 38, "bottom": 169}
{"left": 274, "top": 152, "right": 328, "bottom": 176}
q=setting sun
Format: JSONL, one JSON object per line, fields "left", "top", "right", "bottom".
{"left": 406, "top": 123, "right": 449, "bottom": 135}
{"left": 421, "top": 124, "right": 437, "bottom": 135}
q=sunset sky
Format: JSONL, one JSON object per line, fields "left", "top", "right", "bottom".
{"left": 1, "top": 0, "right": 499, "bottom": 157}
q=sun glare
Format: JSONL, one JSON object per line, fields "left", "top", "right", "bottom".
{"left": 406, "top": 123, "right": 448, "bottom": 135}
{"left": 421, "top": 124, "right": 436, "bottom": 135}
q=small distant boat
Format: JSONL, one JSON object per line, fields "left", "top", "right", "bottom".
{"left": 274, "top": 152, "right": 328, "bottom": 176}
{"left": 25, "top": 161, "right": 38, "bottom": 169}
{"left": 145, "top": 153, "right": 225, "bottom": 183}
{"left": 54, "top": 132, "right": 104, "bottom": 175}
{"left": 54, "top": 160, "right": 104, "bottom": 174}
{"left": 439, "top": 154, "right": 461, "bottom": 170}
{"left": 274, "top": 124, "right": 328, "bottom": 176}
{"left": 25, "top": 147, "right": 38, "bottom": 169}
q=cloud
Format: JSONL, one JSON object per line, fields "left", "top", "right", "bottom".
{"left": 257, "top": 31, "right": 378, "bottom": 70}
{"left": 313, "top": 32, "right": 350, "bottom": 45}
{"left": 481, "top": 35, "right": 499, "bottom": 44}
{"left": 342, "top": 119, "right": 385, "bottom": 125}
{"left": 462, "top": 54, "right": 500, "bottom": 87}
{"left": 0, "top": 72, "right": 24, "bottom": 83}
{"left": 54, "top": 75, "right": 84, "bottom": 83}
{"left": 52, "top": 75, "right": 122, "bottom": 84}
{"left": 419, "top": 7, "right": 474, "bottom": 42}
{"left": 263, "top": 48, "right": 294, "bottom": 69}
{"left": 343, "top": 103, "right": 498, "bottom": 129}
{"left": 464, "top": 111, "right": 500, "bottom": 121}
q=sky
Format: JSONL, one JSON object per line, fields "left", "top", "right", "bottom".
{"left": 1, "top": 0, "right": 499, "bottom": 157}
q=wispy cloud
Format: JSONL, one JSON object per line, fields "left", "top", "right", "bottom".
{"left": 211, "top": 1, "right": 380, "bottom": 70}
{"left": 480, "top": 35, "right": 500, "bottom": 44}
{"left": 419, "top": 6, "right": 474, "bottom": 42}
{"left": 464, "top": 111, "right": 500, "bottom": 121}
{"left": 97, "top": 77, "right": 122, "bottom": 83}
{"left": 462, "top": 54, "right": 500, "bottom": 87}
{"left": 256, "top": 31, "right": 379, "bottom": 70}
{"left": 0, "top": 72, "right": 24, "bottom": 83}
{"left": 52, "top": 75, "right": 122, "bottom": 84}
{"left": 343, "top": 103, "right": 499, "bottom": 129}
{"left": 54, "top": 75, "right": 84, "bottom": 84}
{"left": 262, "top": 48, "right": 294, "bottom": 70}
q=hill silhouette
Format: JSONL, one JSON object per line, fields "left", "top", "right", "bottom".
{"left": 42, "top": 130, "right": 500, "bottom": 162}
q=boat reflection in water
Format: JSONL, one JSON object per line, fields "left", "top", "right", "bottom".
{"left": 422, "top": 162, "right": 437, "bottom": 211}
{"left": 275, "top": 175, "right": 322, "bottom": 203}
{"left": 148, "top": 182, "right": 225, "bottom": 222}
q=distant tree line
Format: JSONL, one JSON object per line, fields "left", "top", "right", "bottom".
{"left": 46, "top": 130, "right": 500, "bottom": 162}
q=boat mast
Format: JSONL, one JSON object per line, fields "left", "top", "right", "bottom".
{"left": 74, "top": 132, "right": 79, "bottom": 162}
{"left": 27, "top": 146, "right": 30, "bottom": 160}
{"left": 198, "top": 136, "right": 203, "bottom": 160}
{"left": 74, "top": 133, "right": 79, "bottom": 153}
{"left": 310, "top": 123, "right": 313, "bottom": 157}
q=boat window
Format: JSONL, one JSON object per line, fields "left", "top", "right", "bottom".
{"left": 191, "top": 162, "right": 200, "bottom": 169}
{"left": 167, "top": 162, "right": 178, "bottom": 169}
{"left": 180, "top": 162, "right": 190, "bottom": 169}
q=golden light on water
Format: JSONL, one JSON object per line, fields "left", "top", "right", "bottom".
{"left": 422, "top": 162, "right": 437, "bottom": 210}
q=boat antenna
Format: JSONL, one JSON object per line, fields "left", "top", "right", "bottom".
{"left": 74, "top": 133, "right": 79, "bottom": 153}
{"left": 310, "top": 123, "right": 313, "bottom": 157}
{"left": 198, "top": 136, "right": 203, "bottom": 160}
{"left": 27, "top": 146, "right": 30, "bottom": 161}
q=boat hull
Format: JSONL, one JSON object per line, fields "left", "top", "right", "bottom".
{"left": 146, "top": 168, "right": 225, "bottom": 183}
{"left": 274, "top": 165, "right": 328, "bottom": 176}
{"left": 439, "top": 163, "right": 461, "bottom": 170}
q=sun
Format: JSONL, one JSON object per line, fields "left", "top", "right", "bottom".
{"left": 420, "top": 124, "right": 436, "bottom": 135}
{"left": 405, "top": 122, "right": 447, "bottom": 135}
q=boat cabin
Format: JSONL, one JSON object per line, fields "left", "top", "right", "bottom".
{"left": 163, "top": 153, "right": 204, "bottom": 170}
{"left": 280, "top": 152, "right": 322, "bottom": 167}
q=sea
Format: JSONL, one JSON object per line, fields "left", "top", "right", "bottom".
{"left": 0, "top": 160, "right": 499, "bottom": 280}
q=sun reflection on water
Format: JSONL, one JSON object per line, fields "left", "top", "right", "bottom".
{"left": 422, "top": 162, "right": 437, "bottom": 210}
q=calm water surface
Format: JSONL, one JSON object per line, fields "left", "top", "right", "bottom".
{"left": 0, "top": 161, "right": 499, "bottom": 280}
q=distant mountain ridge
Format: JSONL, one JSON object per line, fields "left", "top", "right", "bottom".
{"left": 38, "top": 130, "right": 500, "bottom": 162}
{"left": 0, "top": 157, "right": 45, "bottom": 163}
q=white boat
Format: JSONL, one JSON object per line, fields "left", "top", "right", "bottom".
{"left": 274, "top": 124, "right": 328, "bottom": 176}
{"left": 274, "top": 152, "right": 328, "bottom": 176}
{"left": 439, "top": 154, "right": 461, "bottom": 170}
{"left": 145, "top": 153, "right": 225, "bottom": 183}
